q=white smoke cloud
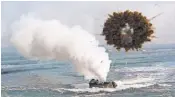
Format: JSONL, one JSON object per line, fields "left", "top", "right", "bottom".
{"left": 10, "top": 14, "right": 111, "bottom": 81}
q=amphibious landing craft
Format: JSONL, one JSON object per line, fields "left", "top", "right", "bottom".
{"left": 89, "top": 79, "right": 117, "bottom": 88}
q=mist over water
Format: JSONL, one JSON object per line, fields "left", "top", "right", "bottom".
{"left": 10, "top": 14, "right": 111, "bottom": 81}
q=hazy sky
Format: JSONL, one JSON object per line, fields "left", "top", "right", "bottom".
{"left": 1, "top": 1, "right": 175, "bottom": 47}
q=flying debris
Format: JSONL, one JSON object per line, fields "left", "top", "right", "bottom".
{"left": 102, "top": 10, "right": 155, "bottom": 51}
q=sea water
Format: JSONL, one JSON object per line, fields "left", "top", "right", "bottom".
{"left": 1, "top": 45, "right": 175, "bottom": 97}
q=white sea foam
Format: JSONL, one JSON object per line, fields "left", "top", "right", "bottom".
{"left": 54, "top": 77, "right": 155, "bottom": 93}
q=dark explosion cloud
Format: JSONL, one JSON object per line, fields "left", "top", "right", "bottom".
{"left": 102, "top": 10, "right": 155, "bottom": 51}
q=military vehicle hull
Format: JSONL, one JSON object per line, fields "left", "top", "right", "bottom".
{"left": 89, "top": 79, "right": 117, "bottom": 88}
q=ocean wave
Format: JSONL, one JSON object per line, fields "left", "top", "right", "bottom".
{"left": 2, "top": 60, "right": 39, "bottom": 65}
{"left": 1, "top": 65, "right": 60, "bottom": 74}
{"left": 2, "top": 77, "right": 158, "bottom": 93}
{"left": 2, "top": 76, "right": 172, "bottom": 96}
{"left": 114, "top": 64, "right": 175, "bottom": 73}
{"left": 50, "top": 77, "right": 155, "bottom": 93}
{"left": 1, "top": 56, "right": 26, "bottom": 61}
{"left": 113, "top": 63, "right": 175, "bottom": 84}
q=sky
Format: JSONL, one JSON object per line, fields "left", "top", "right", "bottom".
{"left": 1, "top": 1, "right": 175, "bottom": 47}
